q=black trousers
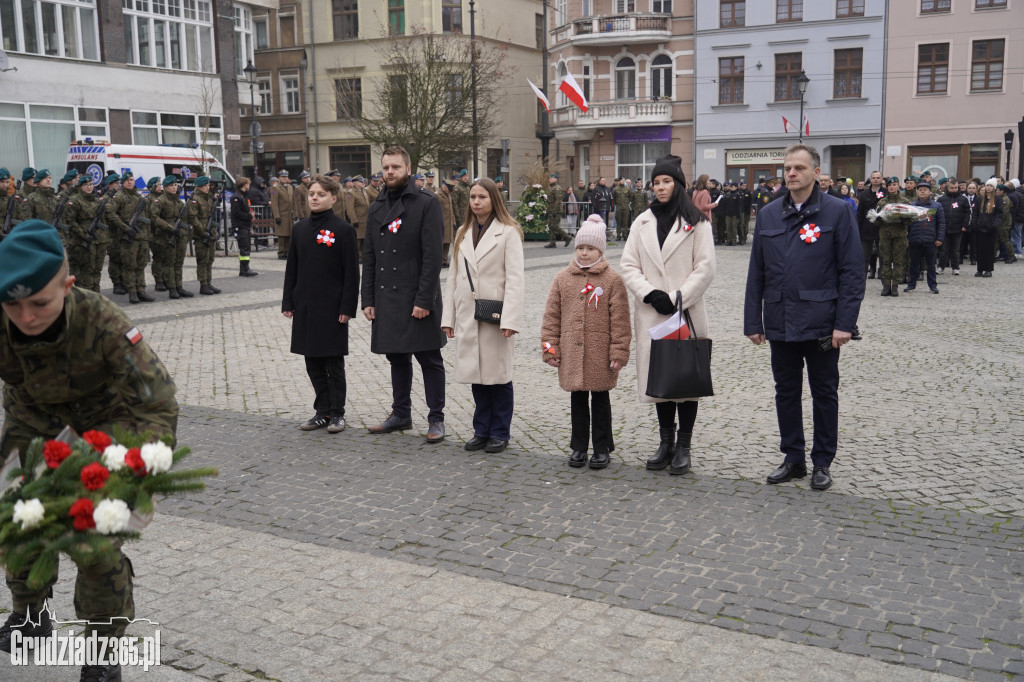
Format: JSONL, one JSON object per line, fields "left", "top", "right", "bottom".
{"left": 976, "top": 230, "right": 996, "bottom": 272}
{"left": 385, "top": 349, "right": 445, "bottom": 423}
{"left": 861, "top": 237, "right": 877, "bottom": 274}
{"left": 236, "top": 224, "right": 252, "bottom": 258}
{"left": 304, "top": 355, "right": 347, "bottom": 418}
{"left": 570, "top": 390, "right": 613, "bottom": 454}
{"left": 655, "top": 400, "right": 698, "bottom": 432}
{"left": 769, "top": 340, "right": 841, "bottom": 468}
{"left": 940, "top": 231, "right": 962, "bottom": 269}
{"left": 472, "top": 382, "right": 514, "bottom": 441}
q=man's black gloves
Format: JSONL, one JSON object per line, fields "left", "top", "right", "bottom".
{"left": 643, "top": 289, "right": 676, "bottom": 315}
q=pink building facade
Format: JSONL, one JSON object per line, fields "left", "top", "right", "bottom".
{"left": 882, "top": 0, "right": 1023, "bottom": 182}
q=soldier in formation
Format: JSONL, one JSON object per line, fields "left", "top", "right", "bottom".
{"left": 106, "top": 171, "right": 155, "bottom": 304}
{"left": 0, "top": 219, "right": 178, "bottom": 682}
{"left": 150, "top": 175, "right": 193, "bottom": 299}
{"left": 293, "top": 171, "right": 312, "bottom": 221}
{"left": 876, "top": 177, "right": 909, "bottom": 297}
{"left": 613, "top": 178, "right": 631, "bottom": 240}
{"left": 545, "top": 173, "right": 569, "bottom": 248}
{"left": 271, "top": 169, "right": 295, "bottom": 260}
{"left": 344, "top": 176, "right": 371, "bottom": 258}
{"left": 187, "top": 175, "right": 222, "bottom": 296}
{"left": 64, "top": 175, "right": 106, "bottom": 290}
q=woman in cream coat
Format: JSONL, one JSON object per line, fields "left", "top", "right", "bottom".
{"left": 441, "top": 178, "right": 525, "bottom": 453}
{"left": 620, "top": 155, "right": 716, "bottom": 475}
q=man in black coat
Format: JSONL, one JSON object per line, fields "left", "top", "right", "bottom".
{"left": 282, "top": 175, "right": 360, "bottom": 433}
{"left": 361, "top": 145, "right": 447, "bottom": 443}
{"left": 936, "top": 177, "right": 969, "bottom": 274}
{"left": 856, "top": 170, "right": 886, "bottom": 278}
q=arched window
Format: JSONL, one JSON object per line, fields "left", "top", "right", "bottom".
{"left": 615, "top": 57, "right": 636, "bottom": 100}
{"left": 651, "top": 54, "right": 672, "bottom": 99}
{"left": 557, "top": 62, "right": 568, "bottom": 107}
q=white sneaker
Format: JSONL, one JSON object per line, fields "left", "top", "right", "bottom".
{"left": 953, "top": 269, "right": 960, "bottom": 276}
{"left": 938, "top": 267, "right": 945, "bottom": 275}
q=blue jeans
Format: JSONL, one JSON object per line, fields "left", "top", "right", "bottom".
{"left": 471, "top": 382, "right": 514, "bottom": 441}
{"left": 1011, "top": 223, "right": 1022, "bottom": 254}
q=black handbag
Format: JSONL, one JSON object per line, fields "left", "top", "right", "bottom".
{"left": 645, "top": 294, "right": 714, "bottom": 400}
{"left": 464, "top": 258, "right": 503, "bottom": 325}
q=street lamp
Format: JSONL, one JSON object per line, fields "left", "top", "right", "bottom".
{"left": 1003, "top": 129, "right": 1014, "bottom": 180}
{"left": 243, "top": 59, "right": 260, "bottom": 177}
{"left": 300, "top": 52, "right": 309, "bottom": 172}
{"left": 470, "top": 0, "right": 478, "bottom": 179}
{"left": 797, "top": 70, "right": 810, "bottom": 143}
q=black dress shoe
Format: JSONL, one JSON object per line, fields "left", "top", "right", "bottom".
{"left": 425, "top": 421, "right": 445, "bottom": 443}
{"left": 484, "top": 438, "right": 508, "bottom": 453}
{"left": 568, "top": 450, "right": 588, "bottom": 467}
{"left": 464, "top": 435, "right": 488, "bottom": 451}
{"left": 589, "top": 452, "right": 610, "bottom": 469}
{"left": 299, "top": 414, "right": 329, "bottom": 431}
{"left": 810, "top": 466, "right": 833, "bottom": 491}
{"left": 766, "top": 461, "right": 807, "bottom": 484}
{"left": 367, "top": 412, "right": 412, "bottom": 433}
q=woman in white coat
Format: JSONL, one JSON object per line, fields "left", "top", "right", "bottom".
{"left": 620, "top": 155, "right": 716, "bottom": 475}
{"left": 441, "top": 178, "right": 525, "bottom": 453}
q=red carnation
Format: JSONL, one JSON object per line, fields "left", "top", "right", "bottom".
{"left": 82, "top": 430, "right": 112, "bottom": 453}
{"left": 80, "top": 462, "right": 111, "bottom": 491}
{"left": 69, "top": 498, "right": 96, "bottom": 531}
{"left": 43, "top": 441, "right": 72, "bottom": 469}
{"left": 124, "top": 448, "right": 146, "bottom": 476}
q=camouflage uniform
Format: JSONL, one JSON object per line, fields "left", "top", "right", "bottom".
{"left": 147, "top": 190, "right": 167, "bottom": 289}
{"left": 189, "top": 189, "right": 218, "bottom": 291}
{"left": 26, "top": 186, "right": 59, "bottom": 225}
{"left": 151, "top": 190, "right": 185, "bottom": 292}
{"left": 1, "top": 287, "right": 178, "bottom": 639}
{"left": 876, "top": 191, "right": 909, "bottom": 292}
{"left": 108, "top": 187, "right": 151, "bottom": 298}
{"left": 613, "top": 184, "right": 631, "bottom": 240}
{"left": 547, "top": 182, "right": 567, "bottom": 245}
{"left": 105, "top": 193, "right": 125, "bottom": 292}
{"left": 63, "top": 188, "right": 105, "bottom": 289}
{"left": 12, "top": 184, "right": 34, "bottom": 222}
{"left": 452, "top": 181, "right": 470, "bottom": 227}
{"left": 631, "top": 185, "right": 649, "bottom": 226}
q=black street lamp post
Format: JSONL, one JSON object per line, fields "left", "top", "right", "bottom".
{"left": 243, "top": 60, "right": 260, "bottom": 177}
{"left": 470, "top": 0, "right": 478, "bottom": 179}
{"left": 1004, "top": 129, "right": 1014, "bottom": 181}
{"left": 797, "top": 70, "right": 810, "bottom": 143}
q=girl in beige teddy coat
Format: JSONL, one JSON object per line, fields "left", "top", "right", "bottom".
{"left": 541, "top": 214, "right": 632, "bottom": 469}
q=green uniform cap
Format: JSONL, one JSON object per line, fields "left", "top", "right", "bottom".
{"left": 22, "top": 167, "right": 36, "bottom": 182}
{"left": 459, "top": 169, "right": 469, "bottom": 177}
{"left": 34, "top": 169, "right": 51, "bottom": 182}
{"left": 63, "top": 169, "right": 80, "bottom": 183}
{"left": 147, "top": 177, "right": 160, "bottom": 189}
{"left": 887, "top": 177, "right": 900, "bottom": 184}
{"left": 162, "top": 175, "right": 180, "bottom": 187}
{"left": 121, "top": 171, "right": 135, "bottom": 182}
{"left": 0, "top": 220, "right": 66, "bottom": 303}
{"left": 0, "top": 168, "right": 9, "bottom": 181}
{"left": 77, "top": 175, "right": 94, "bottom": 187}
{"left": 492, "top": 176, "right": 502, "bottom": 183}
{"left": 194, "top": 175, "right": 211, "bottom": 187}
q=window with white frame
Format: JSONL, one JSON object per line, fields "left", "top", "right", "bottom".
{"left": 0, "top": 0, "right": 100, "bottom": 60}
{"left": 131, "top": 109, "right": 223, "bottom": 162}
{"left": 581, "top": 0, "right": 592, "bottom": 15}
{"left": 0, "top": 102, "right": 109, "bottom": 170}
{"left": 234, "top": 6, "right": 253, "bottom": 78}
{"left": 615, "top": 0, "right": 636, "bottom": 12}
{"left": 554, "top": 0, "right": 566, "bottom": 25}
{"left": 122, "top": 0, "right": 215, "bottom": 73}
{"left": 580, "top": 63, "right": 591, "bottom": 102}
{"left": 615, "top": 57, "right": 636, "bottom": 100}
{"left": 257, "top": 78, "right": 272, "bottom": 115}
{"left": 282, "top": 74, "right": 300, "bottom": 114}
{"left": 651, "top": 54, "right": 672, "bottom": 99}
{"left": 557, "top": 62, "right": 568, "bottom": 106}
{"left": 253, "top": 15, "right": 268, "bottom": 48}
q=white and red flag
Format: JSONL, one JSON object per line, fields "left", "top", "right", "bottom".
{"left": 559, "top": 72, "right": 589, "bottom": 113}
{"left": 527, "top": 79, "right": 550, "bottom": 113}
{"left": 782, "top": 115, "right": 795, "bottom": 133}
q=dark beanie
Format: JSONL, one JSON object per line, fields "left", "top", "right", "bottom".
{"left": 651, "top": 155, "right": 686, "bottom": 187}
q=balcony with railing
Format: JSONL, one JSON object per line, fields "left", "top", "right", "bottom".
{"left": 550, "top": 99, "right": 673, "bottom": 138}
{"left": 551, "top": 13, "right": 673, "bottom": 46}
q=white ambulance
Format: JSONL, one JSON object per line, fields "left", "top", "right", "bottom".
{"left": 65, "top": 140, "right": 236, "bottom": 192}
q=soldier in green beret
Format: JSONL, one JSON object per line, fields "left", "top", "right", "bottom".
{"left": 145, "top": 177, "right": 168, "bottom": 292}
{"left": 188, "top": 176, "right": 221, "bottom": 295}
{"left": 107, "top": 173, "right": 156, "bottom": 304}
{"left": 63, "top": 176, "right": 101, "bottom": 287}
{"left": 0, "top": 219, "right": 178, "bottom": 682}
{"left": 0, "top": 168, "right": 13, "bottom": 237}
{"left": 151, "top": 176, "right": 193, "bottom": 299}
{"left": 546, "top": 173, "right": 568, "bottom": 247}
{"left": 12, "top": 168, "right": 36, "bottom": 223}
{"left": 25, "top": 170, "right": 59, "bottom": 238}
{"left": 104, "top": 173, "right": 134, "bottom": 296}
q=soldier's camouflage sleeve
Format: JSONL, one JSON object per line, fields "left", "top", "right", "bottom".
{"left": 64, "top": 199, "right": 89, "bottom": 242}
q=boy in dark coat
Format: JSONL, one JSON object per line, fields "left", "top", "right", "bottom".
{"left": 282, "top": 175, "right": 360, "bottom": 433}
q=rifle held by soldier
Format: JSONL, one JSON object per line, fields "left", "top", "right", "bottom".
{"left": 168, "top": 193, "right": 193, "bottom": 247}
{"left": 85, "top": 190, "right": 115, "bottom": 246}
{"left": 121, "top": 195, "right": 150, "bottom": 243}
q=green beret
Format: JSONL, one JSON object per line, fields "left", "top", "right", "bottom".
{"left": 937, "top": 177, "right": 948, "bottom": 184}
{"left": 194, "top": 176, "right": 211, "bottom": 187}
{"left": 459, "top": 169, "right": 469, "bottom": 177}
{"left": 63, "top": 169, "right": 80, "bottom": 182}
{"left": 120, "top": 171, "right": 134, "bottom": 182}
{"left": 22, "top": 168, "right": 36, "bottom": 182}
{"left": 996, "top": 184, "right": 1009, "bottom": 192}
{"left": 0, "top": 220, "right": 66, "bottom": 303}
{"left": 887, "top": 177, "right": 900, "bottom": 184}
{"left": 904, "top": 176, "right": 917, "bottom": 182}
{"left": 34, "top": 169, "right": 51, "bottom": 182}
{"left": 77, "top": 175, "right": 93, "bottom": 187}
{"left": 0, "top": 168, "right": 9, "bottom": 181}
{"left": 147, "top": 177, "right": 160, "bottom": 189}
{"left": 162, "top": 175, "right": 179, "bottom": 186}
{"left": 492, "top": 176, "right": 503, "bottom": 183}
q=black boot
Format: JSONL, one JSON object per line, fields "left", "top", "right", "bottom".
{"left": 154, "top": 281, "right": 167, "bottom": 292}
{"left": 0, "top": 606, "right": 52, "bottom": 653}
{"left": 112, "top": 283, "right": 127, "bottom": 295}
{"left": 209, "top": 283, "right": 222, "bottom": 294}
{"left": 881, "top": 282, "right": 891, "bottom": 296}
{"left": 168, "top": 287, "right": 180, "bottom": 299}
{"left": 136, "top": 289, "right": 155, "bottom": 303}
{"left": 128, "top": 289, "right": 140, "bottom": 304}
{"left": 176, "top": 286, "right": 194, "bottom": 298}
{"left": 199, "top": 284, "right": 215, "bottom": 295}
{"left": 80, "top": 663, "right": 122, "bottom": 681}
{"left": 646, "top": 427, "right": 675, "bottom": 470}
{"left": 239, "top": 261, "right": 259, "bottom": 277}
{"left": 668, "top": 431, "right": 691, "bottom": 475}
{"left": 890, "top": 280, "right": 899, "bottom": 297}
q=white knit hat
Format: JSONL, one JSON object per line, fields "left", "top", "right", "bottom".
{"left": 985, "top": 178, "right": 998, "bottom": 189}
{"left": 575, "top": 215, "right": 607, "bottom": 253}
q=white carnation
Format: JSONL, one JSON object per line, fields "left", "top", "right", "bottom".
{"left": 13, "top": 499, "right": 45, "bottom": 530}
{"left": 102, "top": 444, "right": 129, "bottom": 471}
{"left": 140, "top": 442, "right": 173, "bottom": 474}
{"left": 528, "top": 202, "right": 536, "bottom": 207}
{"left": 532, "top": 184, "right": 542, "bottom": 188}
{"left": 93, "top": 499, "right": 131, "bottom": 535}
{"left": 524, "top": 214, "right": 534, "bottom": 222}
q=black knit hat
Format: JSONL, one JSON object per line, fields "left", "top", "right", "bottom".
{"left": 651, "top": 154, "right": 686, "bottom": 187}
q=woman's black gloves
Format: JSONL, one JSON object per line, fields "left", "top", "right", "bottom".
{"left": 643, "top": 289, "right": 676, "bottom": 315}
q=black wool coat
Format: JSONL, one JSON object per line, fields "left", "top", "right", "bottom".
{"left": 282, "top": 210, "right": 360, "bottom": 357}
{"left": 361, "top": 180, "right": 447, "bottom": 354}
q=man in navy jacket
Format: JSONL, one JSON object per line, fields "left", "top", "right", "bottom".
{"left": 743, "top": 144, "right": 865, "bottom": 491}
{"left": 904, "top": 183, "right": 945, "bottom": 294}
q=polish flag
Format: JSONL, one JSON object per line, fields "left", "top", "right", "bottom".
{"left": 802, "top": 115, "right": 811, "bottom": 137}
{"left": 559, "top": 72, "right": 589, "bottom": 113}
{"left": 782, "top": 115, "right": 795, "bottom": 133}
{"left": 527, "top": 79, "right": 551, "bottom": 113}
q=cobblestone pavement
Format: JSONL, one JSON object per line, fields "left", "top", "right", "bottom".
{"left": 2, "top": 243, "right": 1022, "bottom": 680}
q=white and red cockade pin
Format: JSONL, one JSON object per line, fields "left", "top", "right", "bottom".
{"left": 581, "top": 283, "right": 595, "bottom": 296}
{"left": 682, "top": 222, "right": 693, "bottom": 232}
{"left": 543, "top": 341, "right": 557, "bottom": 355}
{"left": 799, "top": 223, "right": 820, "bottom": 243}
{"left": 388, "top": 218, "right": 402, "bottom": 233}
{"left": 588, "top": 286, "right": 604, "bottom": 310}
{"left": 317, "top": 230, "right": 335, "bottom": 246}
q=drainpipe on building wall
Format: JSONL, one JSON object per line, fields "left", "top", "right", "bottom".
{"left": 878, "top": 0, "right": 889, "bottom": 174}
{"left": 309, "top": 0, "right": 320, "bottom": 173}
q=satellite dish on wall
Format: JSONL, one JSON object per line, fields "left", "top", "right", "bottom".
{"left": 0, "top": 50, "right": 17, "bottom": 72}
